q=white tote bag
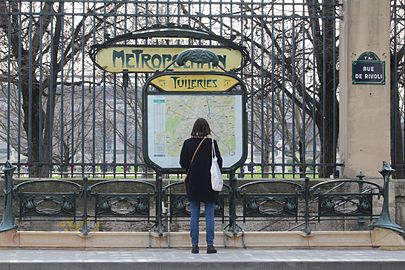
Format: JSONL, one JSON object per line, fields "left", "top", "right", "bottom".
{"left": 210, "top": 138, "right": 223, "bottom": 191}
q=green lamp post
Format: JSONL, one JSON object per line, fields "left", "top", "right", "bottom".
{"left": 370, "top": 161, "right": 404, "bottom": 234}
{"left": 0, "top": 161, "right": 17, "bottom": 232}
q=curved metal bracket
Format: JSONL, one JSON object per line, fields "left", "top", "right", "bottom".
{"left": 93, "top": 24, "right": 244, "bottom": 51}
{"left": 176, "top": 48, "right": 219, "bottom": 67}
{"left": 158, "top": 48, "right": 226, "bottom": 72}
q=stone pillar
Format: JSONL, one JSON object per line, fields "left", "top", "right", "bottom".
{"left": 339, "top": 0, "right": 391, "bottom": 178}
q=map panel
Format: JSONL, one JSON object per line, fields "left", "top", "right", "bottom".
{"left": 147, "top": 94, "right": 243, "bottom": 169}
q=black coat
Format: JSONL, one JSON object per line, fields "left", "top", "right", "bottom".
{"left": 179, "top": 137, "right": 223, "bottom": 202}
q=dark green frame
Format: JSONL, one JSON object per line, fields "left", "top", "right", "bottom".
{"left": 142, "top": 70, "right": 248, "bottom": 174}
{"left": 89, "top": 24, "right": 248, "bottom": 73}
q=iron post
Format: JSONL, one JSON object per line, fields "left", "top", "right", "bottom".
{"left": 302, "top": 177, "right": 311, "bottom": 235}
{"left": 155, "top": 172, "right": 164, "bottom": 235}
{"left": 227, "top": 171, "right": 240, "bottom": 235}
{"left": 80, "top": 176, "right": 90, "bottom": 235}
{"left": 356, "top": 171, "right": 366, "bottom": 229}
{"left": 370, "top": 161, "right": 404, "bottom": 234}
{"left": 0, "top": 161, "right": 17, "bottom": 232}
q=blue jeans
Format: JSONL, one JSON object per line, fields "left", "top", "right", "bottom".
{"left": 189, "top": 200, "right": 215, "bottom": 246}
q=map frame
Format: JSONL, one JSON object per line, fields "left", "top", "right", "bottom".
{"left": 142, "top": 71, "right": 248, "bottom": 174}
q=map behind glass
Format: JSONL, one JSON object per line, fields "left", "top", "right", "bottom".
{"left": 147, "top": 94, "right": 243, "bottom": 169}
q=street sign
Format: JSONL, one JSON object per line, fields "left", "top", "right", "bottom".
{"left": 150, "top": 73, "right": 239, "bottom": 92}
{"left": 352, "top": 51, "right": 385, "bottom": 85}
{"left": 94, "top": 46, "right": 243, "bottom": 73}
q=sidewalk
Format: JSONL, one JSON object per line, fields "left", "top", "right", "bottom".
{"left": 0, "top": 248, "right": 404, "bottom": 270}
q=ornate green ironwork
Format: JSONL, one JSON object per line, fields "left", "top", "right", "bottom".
{"left": 311, "top": 179, "right": 381, "bottom": 224}
{"left": 18, "top": 193, "right": 77, "bottom": 219}
{"left": 1, "top": 161, "right": 402, "bottom": 236}
{"left": 164, "top": 182, "right": 227, "bottom": 223}
{"left": 238, "top": 180, "right": 302, "bottom": 224}
{"left": 175, "top": 48, "right": 220, "bottom": 67}
{"left": 371, "top": 161, "right": 404, "bottom": 234}
{"left": 94, "top": 195, "right": 151, "bottom": 221}
{"left": 242, "top": 195, "right": 298, "bottom": 222}
{"left": 0, "top": 162, "right": 17, "bottom": 232}
{"left": 14, "top": 179, "right": 82, "bottom": 220}
{"left": 317, "top": 194, "right": 373, "bottom": 221}
{"left": 89, "top": 179, "right": 155, "bottom": 223}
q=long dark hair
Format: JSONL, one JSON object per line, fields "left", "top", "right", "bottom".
{"left": 191, "top": 118, "right": 211, "bottom": 137}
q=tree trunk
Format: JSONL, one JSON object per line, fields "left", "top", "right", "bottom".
{"left": 21, "top": 77, "right": 46, "bottom": 178}
{"left": 317, "top": 79, "right": 339, "bottom": 179}
{"left": 262, "top": 147, "right": 271, "bottom": 178}
{"left": 309, "top": 0, "right": 339, "bottom": 178}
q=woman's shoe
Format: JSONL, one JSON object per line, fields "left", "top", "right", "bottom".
{"left": 191, "top": 245, "right": 199, "bottom": 254}
{"left": 207, "top": 245, "right": 217, "bottom": 254}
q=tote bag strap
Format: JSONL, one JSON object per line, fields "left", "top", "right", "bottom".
{"left": 186, "top": 137, "right": 206, "bottom": 177}
{"left": 211, "top": 138, "right": 216, "bottom": 158}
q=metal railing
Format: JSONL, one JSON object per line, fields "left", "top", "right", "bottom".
{"left": 0, "top": 0, "right": 343, "bottom": 179}
{"left": 1, "top": 161, "right": 403, "bottom": 236}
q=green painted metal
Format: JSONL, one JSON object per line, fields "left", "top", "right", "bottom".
{"left": 175, "top": 48, "right": 220, "bottom": 67}
{"left": 0, "top": 161, "right": 17, "bottom": 232}
{"left": 226, "top": 171, "right": 242, "bottom": 235}
{"left": 14, "top": 179, "right": 82, "bottom": 222}
{"left": 80, "top": 177, "right": 89, "bottom": 236}
{"left": 163, "top": 182, "right": 228, "bottom": 224}
{"left": 90, "top": 179, "right": 154, "bottom": 222}
{"left": 1, "top": 160, "right": 402, "bottom": 235}
{"left": 370, "top": 162, "right": 404, "bottom": 235}
{"left": 155, "top": 172, "right": 164, "bottom": 236}
{"left": 142, "top": 70, "right": 248, "bottom": 174}
{"left": 238, "top": 180, "right": 302, "bottom": 223}
{"left": 302, "top": 178, "right": 311, "bottom": 235}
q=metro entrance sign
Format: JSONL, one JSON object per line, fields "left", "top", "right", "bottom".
{"left": 143, "top": 69, "right": 247, "bottom": 173}
{"left": 89, "top": 25, "right": 248, "bottom": 173}
{"left": 89, "top": 24, "right": 246, "bottom": 73}
{"left": 93, "top": 46, "right": 242, "bottom": 73}
{"left": 141, "top": 47, "right": 247, "bottom": 172}
{"left": 150, "top": 73, "right": 239, "bottom": 92}
{"left": 352, "top": 51, "right": 385, "bottom": 85}
{"left": 90, "top": 25, "right": 248, "bottom": 234}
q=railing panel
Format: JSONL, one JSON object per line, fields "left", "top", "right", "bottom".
{"left": 14, "top": 180, "right": 82, "bottom": 222}
{"left": 89, "top": 180, "right": 155, "bottom": 225}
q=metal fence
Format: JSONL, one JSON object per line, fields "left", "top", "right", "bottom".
{"left": 1, "top": 1, "right": 405, "bottom": 235}
{"left": 0, "top": 0, "right": 404, "bottom": 178}
{"left": 390, "top": 0, "right": 405, "bottom": 179}
{"left": 1, "top": 161, "right": 403, "bottom": 235}
{"left": 0, "top": 0, "right": 344, "bottom": 179}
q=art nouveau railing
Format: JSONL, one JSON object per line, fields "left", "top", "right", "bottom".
{"left": 0, "top": 162, "right": 403, "bottom": 236}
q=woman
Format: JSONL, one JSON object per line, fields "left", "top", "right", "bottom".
{"left": 179, "top": 118, "right": 223, "bottom": 254}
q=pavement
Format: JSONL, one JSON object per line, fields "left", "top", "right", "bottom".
{"left": 0, "top": 248, "right": 404, "bottom": 270}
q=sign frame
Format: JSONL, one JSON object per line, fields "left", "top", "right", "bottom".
{"left": 142, "top": 71, "right": 248, "bottom": 174}
{"left": 91, "top": 45, "right": 243, "bottom": 73}
{"left": 149, "top": 72, "right": 240, "bottom": 92}
{"left": 89, "top": 24, "right": 248, "bottom": 73}
{"left": 352, "top": 51, "right": 385, "bottom": 85}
